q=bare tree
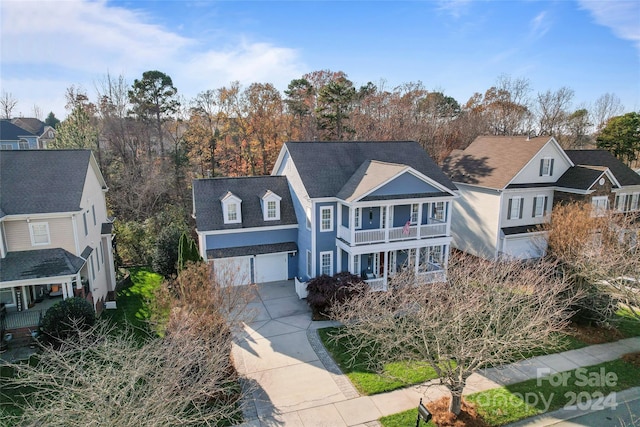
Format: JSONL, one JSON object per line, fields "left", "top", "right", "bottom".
{"left": 0, "top": 90, "right": 18, "bottom": 119}
{"left": 542, "top": 202, "right": 640, "bottom": 322}
{"left": 536, "top": 87, "right": 574, "bottom": 139}
{"left": 593, "top": 93, "right": 624, "bottom": 133}
{"left": 1, "top": 321, "right": 243, "bottom": 427}
{"left": 330, "top": 252, "right": 574, "bottom": 416}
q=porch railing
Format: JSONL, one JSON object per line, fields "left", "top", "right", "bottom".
{"left": 5, "top": 309, "right": 44, "bottom": 330}
{"left": 338, "top": 221, "right": 447, "bottom": 245}
{"left": 365, "top": 277, "right": 387, "bottom": 292}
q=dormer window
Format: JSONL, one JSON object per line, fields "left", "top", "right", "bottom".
{"left": 539, "top": 158, "right": 554, "bottom": 177}
{"left": 221, "top": 192, "right": 242, "bottom": 224}
{"left": 261, "top": 190, "right": 281, "bottom": 221}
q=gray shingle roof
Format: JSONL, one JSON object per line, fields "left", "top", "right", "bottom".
{"left": 565, "top": 150, "right": 640, "bottom": 187}
{"left": 0, "top": 248, "right": 86, "bottom": 283}
{"left": 284, "top": 141, "right": 457, "bottom": 198}
{"left": 10, "top": 118, "right": 46, "bottom": 136}
{"left": 501, "top": 225, "right": 544, "bottom": 235}
{"left": 0, "top": 150, "right": 92, "bottom": 216}
{"left": 193, "top": 176, "right": 297, "bottom": 232}
{"left": 0, "top": 120, "right": 36, "bottom": 141}
{"left": 206, "top": 242, "right": 298, "bottom": 259}
{"left": 556, "top": 166, "right": 608, "bottom": 191}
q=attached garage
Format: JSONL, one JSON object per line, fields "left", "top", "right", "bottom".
{"left": 255, "top": 253, "right": 288, "bottom": 283}
{"left": 212, "top": 256, "right": 252, "bottom": 287}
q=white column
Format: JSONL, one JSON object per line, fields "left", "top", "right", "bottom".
{"left": 350, "top": 206, "right": 356, "bottom": 244}
{"left": 62, "top": 282, "right": 69, "bottom": 300}
{"left": 417, "top": 202, "right": 423, "bottom": 239}
{"left": 445, "top": 201, "right": 451, "bottom": 236}
{"left": 337, "top": 248, "right": 342, "bottom": 273}
{"left": 383, "top": 251, "right": 389, "bottom": 291}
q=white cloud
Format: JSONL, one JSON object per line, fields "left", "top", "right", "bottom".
{"left": 436, "top": 0, "right": 472, "bottom": 19}
{"left": 0, "top": 0, "right": 305, "bottom": 116}
{"left": 529, "top": 11, "right": 551, "bottom": 40}
{"left": 578, "top": 0, "right": 640, "bottom": 54}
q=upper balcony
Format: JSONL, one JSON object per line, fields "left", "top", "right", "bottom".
{"left": 337, "top": 201, "right": 450, "bottom": 246}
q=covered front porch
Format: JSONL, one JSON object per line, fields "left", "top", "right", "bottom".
{"left": 0, "top": 248, "right": 90, "bottom": 330}
{"left": 337, "top": 242, "right": 449, "bottom": 291}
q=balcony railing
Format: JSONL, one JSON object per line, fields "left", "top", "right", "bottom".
{"left": 338, "top": 221, "right": 447, "bottom": 245}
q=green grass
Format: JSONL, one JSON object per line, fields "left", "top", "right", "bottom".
{"left": 466, "top": 359, "right": 640, "bottom": 425}
{"left": 101, "top": 267, "right": 164, "bottom": 340}
{"left": 381, "top": 359, "right": 640, "bottom": 426}
{"left": 318, "top": 327, "right": 445, "bottom": 395}
{"left": 614, "top": 307, "right": 640, "bottom": 338}
{"left": 380, "top": 408, "right": 436, "bottom": 427}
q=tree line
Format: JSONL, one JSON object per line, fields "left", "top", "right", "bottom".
{"left": 3, "top": 70, "right": 636, "bottom": 265}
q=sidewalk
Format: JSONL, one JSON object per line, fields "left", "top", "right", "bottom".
{"left": 233, "top": 282, "right": 640, "bottom": 426}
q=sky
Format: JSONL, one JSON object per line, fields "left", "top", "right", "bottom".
{"left": 1, "top": 0, "right": 639, "bottom": 120}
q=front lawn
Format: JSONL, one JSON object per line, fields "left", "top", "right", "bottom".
{"left": 318, "top": 327, "right": 446, "bottom": 395}
{"left": 614, "top": 307, "right": 640, "bottom": 338}
{"left": 381, "top": 359, "right": 640, "bottom": 426}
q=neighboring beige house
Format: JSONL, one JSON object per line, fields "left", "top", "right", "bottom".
{"left": 443, "top": 136, "right": 640, "bottom": 260}
{"left": 0, "top": 150, "right": 116, "bottom": 324}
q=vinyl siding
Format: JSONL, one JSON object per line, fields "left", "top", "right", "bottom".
{"left": 205, "top": 228, "right": 297, "bottom": 249}
{"left": 499, "top": 189, "right": 554, "bottom": 228}
{"left": 510, "top": 142, "right": 571, "bottom": 185}
{"left": 367, "top": 172, "right": 439, "bottom": 197}
{"left": 4, "top": 217, "right": 75, "bottom": 252}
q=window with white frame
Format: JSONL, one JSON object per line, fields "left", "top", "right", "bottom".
{"left": 29, "top": 222, "right": 50, "bottom": 246}
{"left": 429, "top": 245, "right": 443, "bottom": 265}
{"left": 320, "top": 206, "right": 333, "bottom": 232}
{"left": 410, "top": 204, "right": 419, "bottom": 224}
{"left": 432, "top": 202, "right": 445, "bottom": 221}
{"left": 221, "top": 193, "right": 242, "bottom": 224}
{"left": 592, "top": 196, "right": 609, "bottom": 216}
{"left": 320, "top": 251, "right": 333, "bottom": 276}
{"left": 539, "top": 158, "right": 554, "bottom": 176}
{"left": 507, "top": 197, "right": 523, "bottom": 220}
{"left": 306, "top": 250, "right": 312, "bottom": 277}
{"left": 354, "top": 207, "right": 361, "bottom": 229}
{"left": 615, "top": 194, "right": 631, "bottom": 212}
{"left": 262, "top": 192, "right": 281, "bottom": 221}
{"left": 353, "top": 254, "right": 361, "bottom": 276}
{"left": 381, "top": 206, "right": 387, "bottom": 229}
{"left": 227, "top": 203, "right": 238, "bottom": 221}
{"left": 18, "top": 140, "right": 29, "bottom": 150}
{"left": 0, "top": 288, "right": 14, "bottom": 305}
{"left": 533, "top": 195, "right": 548, "bottom": 218}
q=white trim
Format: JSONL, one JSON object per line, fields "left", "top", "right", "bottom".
{"left": 320, "top": 206, "right": 334, "bottom": 232}
{"left": 336, "top": 235, "right": 453, "bottom": 255}
{"left": 1, "top": 210, "right": 82, "bottom": 221}
{"left": 540, "top": 157, "right": 553, "bottom": 176}
{"left": 351, "top": 168, "right": 458, "bottom": 202}
{"left": 320, "top": 251, "right": 333, "bottom": 276}
{"left": 198, "top": 224, "right": 298, "bottom": 236}
{"left": 29, "top": 222, "right": 50, "bottom": 246}
{"left": 505, "top": 137, "right": 574, "bottom": 188}
{"left": 261, "top": 191, "right": 282, "bottom": 221}
{"left": 533, "top": 194, "right": 547, "bottom": 218}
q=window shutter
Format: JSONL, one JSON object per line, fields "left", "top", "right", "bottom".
{"left": 543, "top": 196, "right": 548, "bottom": 215}
{"left": 519, "top": 198, "right": 524, "bottom": 219}
{"left": 507, "top": 198, "right": 512, "bottom": 220}
{"left": 550, "top": 159, "right": 554, "bottom": 176}
{"left": 532, "top": 197, "right": 537, "bottom": 217}
{"left": 539, "top": 159, "right": 544, "bottom": 176}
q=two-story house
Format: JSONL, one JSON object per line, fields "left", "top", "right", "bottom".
{"left": 0, "top": 120, "right": 39, "bottom": 150}
{"left": 193, "top": 141, "right": 458, "bottom": 293}
{"left": 443, "top": 136, "right": 640, "bottom": 260}
{"left": 0, "top": 150, "right": 116, "bottom": 324}
{"left": 11, "top": 117, "right": 57, "bottom": 149}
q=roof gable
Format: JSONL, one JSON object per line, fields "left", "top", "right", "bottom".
{"left": 193, "top": 175, "right": 297, "bottom": 231}
{"left": 564, "top": 150, "right": 640, "bottom": 187}
{"left": 0, "top": 120, "right": 36, "bottom": 141}
{"left": 0, "top": 150, "right": 93, "bottom": 216}
{"left": 443, "top": 136, "right": 570, "bottom": 189}
{"left": 281, "top": 141, "right": 457, "bottom": 198}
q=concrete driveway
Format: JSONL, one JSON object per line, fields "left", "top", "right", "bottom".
{"left": 232, "top": 280, "right": 370, "bottom": 426}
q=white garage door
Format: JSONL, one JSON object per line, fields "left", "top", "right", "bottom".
{"left": 504, "top": 236, "right": 545, "bottom": 260}
{"left": 255, "top": 253, "right": 288, "bottom": 283}
{"left": 213, "top": 257, "right": 252, "bottom": 287}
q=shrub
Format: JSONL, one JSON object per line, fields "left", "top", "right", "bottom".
{"left": 306, "top": 272, "right": 366, "bottom": 320}
{"left": 569, "top": 280, "right": 618, "bottom": 326}
{"left": 152, "top": 224, "right": 185, "bottom": 277}
{"left": 40, "top": 297, "right": 96, "bottom": 345}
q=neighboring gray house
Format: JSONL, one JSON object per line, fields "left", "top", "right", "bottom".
{"left": 0, "top": 150, "right": 116, "bottom": 318}
{"left": 194, "top": 141, "right": 459, "bottom": 292}
{"left": 443, "top": 136, "right": 640, "bottom": 260}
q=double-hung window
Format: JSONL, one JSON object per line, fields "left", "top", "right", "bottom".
{"left": 592, "top": 196, "right": 608, "bottom": 216}
{"left": 432, "top": 202, "right": 445, "bottom": 221}
{"left": 532, "top": 195, "right": 548, "bottom": 218}
{"left": 320, "top": 206, "right": 333, "bottom": 232}
{"left": 539, "top": 158, "right": 554, "bottom": 176}
{"left": 320, "top": 251, "right": 333, "bottom": 276}
{"left": 227, "top": 203, "right": 238, "bottom": 222}
{"left": 354, "top": 207, "right": 361, "bottom": 229}
{"left": 353, "top": 254, "right": 361, "bottom": 276}
{"left": 508, "top": 197, "right": 524, "bottom": 220}
{"left": 29, "top": 222, "right": 50, "bottom": 246}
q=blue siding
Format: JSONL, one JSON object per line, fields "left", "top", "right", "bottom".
{"left": 315, "top": 202, "right": 337, "bottom": 276}
{"left": 368, "top": 172, "right": 438, "bottom": 197}
{"left": 288, "top": 252, "right": 298, "bottom": 278}
{"left": 393, "top": 205, "right": 411, "bottom": 227}
{"left": 286, "top": 182, "right": 312, "bottom": 280}
{"left": 206, "top": 228, "right": 297, "bottom": 249}
{"left": 360, "top": 207, "right": 381, "bottom": 230}
{"left": 341, "top": 205, "right": 349, "bottom": 227}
